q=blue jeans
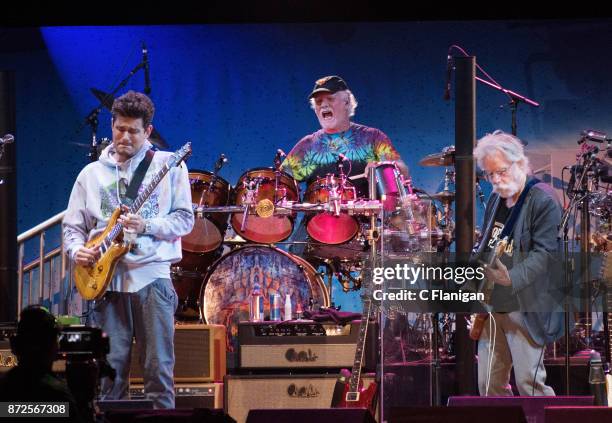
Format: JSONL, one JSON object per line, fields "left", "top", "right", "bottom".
{"left": 90, "top": 278, "right": 178, "bottom": 409}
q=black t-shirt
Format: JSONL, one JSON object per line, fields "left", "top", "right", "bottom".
{"left": 482, "top": 201, "right": 519, "bottom": 312}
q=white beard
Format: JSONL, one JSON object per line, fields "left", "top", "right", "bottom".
{"left": 492, "top": 168, "right": 526, "bottom": 201}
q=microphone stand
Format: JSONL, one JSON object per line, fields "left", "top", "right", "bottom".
{"left": 557, "top": 144, "right": 599, "bottom": 394}
{"left": 79, "top": 58, "right": 146, "bottom": 161}
{"left": 368, "top": 166, "right": 384, "bottom": 422}
{"left": 475, "top": 76, "right": 539, "bottom": 136}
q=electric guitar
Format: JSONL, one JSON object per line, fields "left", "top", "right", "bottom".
{"left": 468, "top": 236, "right": 509, "bottom": 341}
{"left": 331, "top": 288, "right": 377, "bottom": 414}
{"left": 73, "top": 143, "right": 192, "bottom": 300}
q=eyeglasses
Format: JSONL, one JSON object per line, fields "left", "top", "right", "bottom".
{"left": 483, "top": 165, "right": 513, "bottom": 181}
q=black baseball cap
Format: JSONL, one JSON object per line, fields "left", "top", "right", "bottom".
{"left": 308, "top": 75, "right": 349, "bottom": 99}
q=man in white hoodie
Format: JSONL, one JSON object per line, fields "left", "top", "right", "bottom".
{"left": 63, "top": 91, "right": 194, "bottom": 408}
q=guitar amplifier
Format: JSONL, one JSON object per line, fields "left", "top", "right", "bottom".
{"left": 129, "top": 382, "right": 223, "bottom": 409}
{"left": 225, "top": 373, "right": 377, "bottom": 423}
{"left": 130, "top": 324, "right": 226, "bottom": 383}
{"left": 237, "top": 320, "right": 377, "bottom": 370}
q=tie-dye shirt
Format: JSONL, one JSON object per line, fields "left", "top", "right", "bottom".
{"left": 282, "top": 122, "right": 401, "bottom": 196}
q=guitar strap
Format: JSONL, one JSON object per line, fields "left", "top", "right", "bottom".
{"left": 471, "top": 177, "right": 540, "bottom": 265}
{"left": 125, "top": 149, "right": 155, "bottom": 200}
{"left": 499, "top": 177, "right": 540, "bottom": 239}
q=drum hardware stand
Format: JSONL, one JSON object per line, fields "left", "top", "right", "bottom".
{"left": 558, "top": 140, "right": 601, "bottom": 394}
{"left": 273, "top": 149, "right": 288, "bottom": 204}
{"left": 195, "top": 154, "right": 228, "bottom": 217}
{"left": 366, "top": 165, "right": 385, "bottom": 422}
{"left": 240, "top": 179, "right": 260, "bottom": 231}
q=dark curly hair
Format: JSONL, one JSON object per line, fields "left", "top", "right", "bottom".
{"left": 111, "top": 90, "right": 155, "bottom": 128}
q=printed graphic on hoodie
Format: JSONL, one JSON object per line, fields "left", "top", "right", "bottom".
{"left": 99, "top": 177, "right": 160, "bottom": 219}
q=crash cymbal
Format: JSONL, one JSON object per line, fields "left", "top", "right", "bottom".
{"left": 418, "top": 146, "right": 455, "bottom": 167}
{"left": 90, "top": 87, "right": 169, "bottom": 149}
{"left": 430, "top": 190, "right": 455, "bottom": 202}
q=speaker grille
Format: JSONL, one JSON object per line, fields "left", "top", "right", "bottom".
{"left": 174, "top": 326, "right": 211, "bottom": 378}
{"left": 225, "top": 374, "right": 376, "bottom": 423}
{"left": 130, "top": 324, "right": 226, "bottom": 383}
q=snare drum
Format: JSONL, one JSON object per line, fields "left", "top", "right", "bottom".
{"left": 231, "top": 168, "right": 299, "bottom": 244}
{"left": 304, "top": 174, "right": 359, "bottom": 245}
{"left": 182, "top": 170, "right": 232, "bottom": 253}
{"left": 201, "top": 245, "right": 329, "bottom": 352}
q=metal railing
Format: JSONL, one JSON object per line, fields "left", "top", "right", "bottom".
{"left": 16, "top": 210, "right": 81, "bottom": 319}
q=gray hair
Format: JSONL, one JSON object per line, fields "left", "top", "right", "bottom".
{"left": 473, "top": 130, "right": 530, "bottom": 174}
{"left": 309, "top": 89, "right": 358, "bottom": 117}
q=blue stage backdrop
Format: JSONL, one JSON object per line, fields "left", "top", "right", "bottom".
{"left": 2, "top": 20, "right": 612, "bottom": 310}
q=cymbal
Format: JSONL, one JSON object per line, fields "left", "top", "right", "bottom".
{"left": 418, "top": 147, "right": 455, "bottom": 167}
{"left": 90, "top": 87, "right": 169, "bottom": 149}
{"left": 430, "top": 191, "right": 455, "bottom": 202}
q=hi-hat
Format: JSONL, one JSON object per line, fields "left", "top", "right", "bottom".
{"left": 90, "top": 87, "right": 169, "bottom": 149}
{"left": 419, "top": 146, "right": 455, "bottom": 167}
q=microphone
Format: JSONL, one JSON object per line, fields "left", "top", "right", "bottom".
{"left": 215, "top": 153, "right": 227, "bottom": 171}
{"left": 579, "top": 129, "right": 611, "bottom": 144}
{"left": 0, "top": 134, "right": 14, "bottom": 145}
{"left": 142, "top": 42, "right": 151, "bottom": 95}
{"left": 443, "top": 54, "right": 452, "bottom": 101}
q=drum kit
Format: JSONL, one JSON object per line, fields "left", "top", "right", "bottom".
{"left": 169, "top": 146, "right": 461, "bottom": 355}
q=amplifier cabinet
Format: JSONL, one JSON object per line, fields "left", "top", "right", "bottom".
{"left": 130, "top": 382, "right": 223, "bottom": 409}
{"left": 130, "top": 324, "right": 226, "bottom": 383}
{"left": 225, "top": 373, "right": 376, "bottom": 423}
{"left": 238, "top": 320, "right": 377, "bottom": 370}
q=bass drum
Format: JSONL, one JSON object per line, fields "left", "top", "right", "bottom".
{"left": 200, "top": 245, "right": 329, "bottom": 352}
{"left": 182, "top": 170, "right": 232, "bottom": 253}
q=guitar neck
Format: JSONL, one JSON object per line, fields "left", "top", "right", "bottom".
{"left": 347, "top": 297, "right": 372, "bottom": 393}
{"left": 103, "top": 162, "right": 172, "bottom": 246}
{"left": 129, "top": 163, "right": 170, "bottom": 214}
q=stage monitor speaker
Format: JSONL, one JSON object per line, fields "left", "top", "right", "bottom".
{"left": 389, "top": 406, "right": 526, "bottom": 423}
{"left": 225, "top": 373, "right": 377, "bottom": 423}
{"left": 545, "top": 406, "right": 612, "bottom": 423}
{"left": 96, "top": 399, "right": 154, "bottom": 412}
{"left": 129, "top": 382, "right": 223, "bottom": 409}
{"left": 246, "top": 408, "right": 375, "bottom": 423}
{"left": 447, "top": 395, "right": 594, "bottom": 423}
{"left": 130, "top": 323, "right": 226, "bottom": 383}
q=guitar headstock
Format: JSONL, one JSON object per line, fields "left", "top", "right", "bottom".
{"left": 168, "top": 142, "right": 192, "bottom": 168}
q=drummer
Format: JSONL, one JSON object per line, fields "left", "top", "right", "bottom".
{"left": 281, "top": 76, "right": 410, "bottom": 311}
{"left": 282, "top": 75, "right": 409, "bottom": 196}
